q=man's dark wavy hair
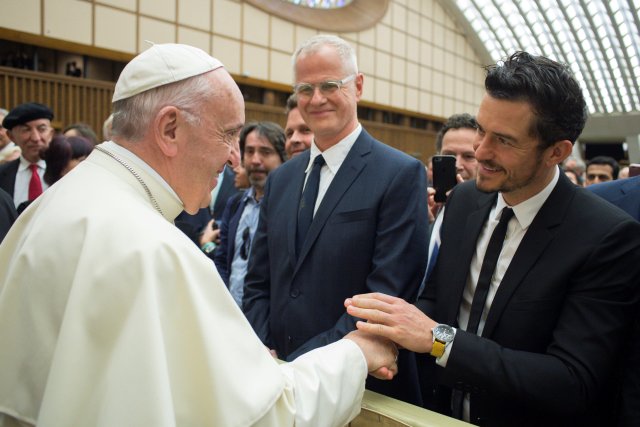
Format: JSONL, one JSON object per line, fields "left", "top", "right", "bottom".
{"left": 484, "top": 51, "right": 588, "bottom": 149}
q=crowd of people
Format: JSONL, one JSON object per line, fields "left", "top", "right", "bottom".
{"left": 0, "top": 35, "right": 638, "bottom": 427}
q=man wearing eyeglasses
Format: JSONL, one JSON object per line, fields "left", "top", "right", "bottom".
{"left": 243, "top": 35, "right": 428, "bottom": 405}
{"left": 214, "top": 121, "right": 286, "bottom": 306}
{"left": 0, "top": 102, "right": 54, "bottom": 209}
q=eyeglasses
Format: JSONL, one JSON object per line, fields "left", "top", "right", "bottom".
{"left": 293, "top": 74, "right": 356, "bottom": 99}
{"left": 240, "top": 227, "right": 251, "bottom": 260}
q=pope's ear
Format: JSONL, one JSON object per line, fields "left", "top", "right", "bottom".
{"left": 154, "top": 106, "right": 180, "bottom": 157}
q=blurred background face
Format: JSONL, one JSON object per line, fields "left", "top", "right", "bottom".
{"left": 8, "top": 118, "right": 53, "bottom": 163}
{"left": 284, "top": 107, "right": 313, "bottom": 158}
{"left": 440, "top": 128, "right": 478, "bottom": 180}
{"left": 243, "top": 130, "right": 283, "bottom": 190}
{"left": 0, "top": 114, "right": 10, "bottom": 149}
{"left": 585, "top": 164, "right": 614, "bottom": 186}
{"left": 233, "top": 164, "right": 250, "bottom": 189}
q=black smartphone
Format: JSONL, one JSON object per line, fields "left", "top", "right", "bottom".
{"left": 432, "top": 155, "right": 457, "bottom": 203}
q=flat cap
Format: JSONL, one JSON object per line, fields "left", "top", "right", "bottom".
{"left": 3, "top": 103, "right": 54, "bottom": 130}
{"left": 112, "top": 43, "right": 224, "bottom": 102}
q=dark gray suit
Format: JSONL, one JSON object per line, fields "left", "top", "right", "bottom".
{"left": 417, "top": 173, "right": 640, "bottom": 425}
{"left": 0, "top": 159, "right": 19, "bottom": 199}
{"left": 589, "top": 175, "right": 640, "bottom": 427}
{"left": 243, "top": 128, "right": 428, "bottom": 404}
{"left": 0, "top": 188, "right": 17, "bottom": 242}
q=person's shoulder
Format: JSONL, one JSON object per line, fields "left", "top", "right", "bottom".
{"left": 0, "top": 158, "right": 19, "bottom": 173}
{"left": 589, "top": 176, "right": 640, "bottom": 197}
{"left": 363, "top": 133, "right": 422, "bottom": 167}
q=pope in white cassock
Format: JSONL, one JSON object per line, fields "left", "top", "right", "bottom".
{"left": 0, "top": 43, "right": 399, "bottom": 427}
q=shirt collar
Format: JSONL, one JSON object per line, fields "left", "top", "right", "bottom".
{"left": 495, "top": 166, "right": 560, "bottom": 229}
{"left": 305, "top": 124, "right": 362, "bottom": 175}
{"left": 242, "top": 186, "right": 260, "bottom": 203}
{"left": 19, "top": 155, "right": 46, "bottom": 171}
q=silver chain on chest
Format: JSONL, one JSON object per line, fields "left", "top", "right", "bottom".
{"left": 94, "top": 145, "right": 164, "bottom": 216}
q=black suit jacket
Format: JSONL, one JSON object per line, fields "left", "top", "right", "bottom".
{"left": 417, "top": 173, "right": 640, "bottom": 426}
{"left": 0, "top": 158, "right": 19, "bottom": 197}
{"left": 0, "top": 187, "right": 17, "bottom": 243}
{"left": 243, "top": 129, "right": 428, "bottom": 404}
{"left": 212, "top": 166, "right": 240, "bottom": 221}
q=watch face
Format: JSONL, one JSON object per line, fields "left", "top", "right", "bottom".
{"left": 434, "top": 324, "right": 455, "bottom": 342}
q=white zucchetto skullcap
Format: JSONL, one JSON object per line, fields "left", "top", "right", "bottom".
{"left": 112, "top": 43, "right": 224, "bottom": 102}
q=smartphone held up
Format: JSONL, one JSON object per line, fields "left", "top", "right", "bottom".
{"left": 432, "top": 155, "right": 457, "bottom": 203}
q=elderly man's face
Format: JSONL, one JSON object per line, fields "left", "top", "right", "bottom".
{"left": 180, "top": 71, "right": 245, "bottom": 213}
{"left": 7, "top": 118, "right": 53, "bottom": 163}
{"left": 294, "top": 45, "right": 362, "bottom": 150}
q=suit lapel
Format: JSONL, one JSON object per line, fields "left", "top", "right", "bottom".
{"left": 443, "top": 193, "right": 495, "bottom": 325}
{"left": 482, "top": 176, "right": 574, "bottom": 336}
{"left": 293, "top": 132, "right": 371, "bottom": 274}
{"left": 287, "top": 152, "right": 311, "bottom": 271}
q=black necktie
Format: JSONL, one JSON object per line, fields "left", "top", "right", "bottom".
{"left": 296, "top": 155, "right": 325, "bottom": 256}
{"left": 466, "top": 207, "right": 514, "bottom": 334}
{"left": 452, "top": 207, "right": 514, "bottom": 420}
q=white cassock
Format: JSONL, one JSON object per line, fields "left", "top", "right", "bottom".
{"left": 0, "top": 141, "right": 366, "bottom": 427}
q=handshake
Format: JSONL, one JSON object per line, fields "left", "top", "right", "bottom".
{"left": 342, "top": 292, "right": 438, "bottom": 381}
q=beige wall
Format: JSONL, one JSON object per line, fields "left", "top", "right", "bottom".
{"left": 0, "top": 0, "right": 486, "bottom": 119}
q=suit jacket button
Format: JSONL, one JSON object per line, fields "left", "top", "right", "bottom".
{"left": 290, "top": 289, "right": 300, "bottom": 298}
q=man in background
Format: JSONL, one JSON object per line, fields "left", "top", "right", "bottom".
{"left": 585, "top": 155, "right": 619, "bottom": 186}
{"left": 0, "top": 102, "right": 54, "bottom": 208}
{"left": 423, "top": 113, "right": 478, "bottom": 288}
{"left": 0, "top": 43, "right": 399, "bottom": 427}
{"left": 284, "top": 93, "right": 313, "bottom": 158}
{"left": 243, "top": 35, "right": 428, "bottom": 405}
{"left": 0, "top": 108, "right": 21, "bottom": 164}
{"left": 214, "top": 121, "right": 285, "bottom": 304}
{"left": 435, "top": 113, "right": 478, "bottom": 181}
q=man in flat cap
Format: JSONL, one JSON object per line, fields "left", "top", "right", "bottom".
{"left": 0, "top": 102, "right": 54, "bottom": 209}
{"left": 0, "top": 43, "right": 398, "bottom": 427}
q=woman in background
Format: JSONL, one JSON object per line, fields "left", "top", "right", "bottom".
{"left": 42, "top": 135, "right": 94, "bottom": 186}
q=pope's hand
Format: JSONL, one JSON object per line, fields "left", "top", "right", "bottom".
{"left": 344, "top": 330, "right": 398, "bottom": 380}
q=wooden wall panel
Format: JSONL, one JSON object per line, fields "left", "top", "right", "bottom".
{"left": 0, "top": 66, "right": 114, "bottom": 136}
{"left": 0, "top": 66, "right": 436, "bottom": 163}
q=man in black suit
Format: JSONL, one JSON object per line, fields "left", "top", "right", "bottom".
{"left": 0, "top": 103, "right": 54, "bottom": 209}
{"left": 346, "top": 52, "right": 640, "bottom": 425}
{"left": 243, "top": 35, "right": 428, "bottom": 404}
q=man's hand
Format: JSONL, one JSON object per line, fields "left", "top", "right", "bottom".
{"left": 199, "top": 219, "right": 221, "bottom": 246}
{"left": 344, "top": 330, "right": 399, "bottom": 380}
{"left": 345, "top": 293, "right": 437, "bottom": 354}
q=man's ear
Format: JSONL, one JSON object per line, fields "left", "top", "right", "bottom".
{"left": 154, "top": 106, "right": 180, "bottom": 157}
{"left": 354, "top": 73, "right": 364, "bottom": 102}
{"left": 547, "top": 140, "right": 573, "bottom": 167}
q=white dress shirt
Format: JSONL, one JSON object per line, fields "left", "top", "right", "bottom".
{"left": 14, "top": 156, "right": 48, "bottom": 207}
{"left": 303, "top": 124, "right": 362, "bottom": 216}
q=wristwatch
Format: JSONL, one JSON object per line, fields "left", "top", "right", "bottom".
{"left": 430, "top": 324, "right": 456, "bottom": 358}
